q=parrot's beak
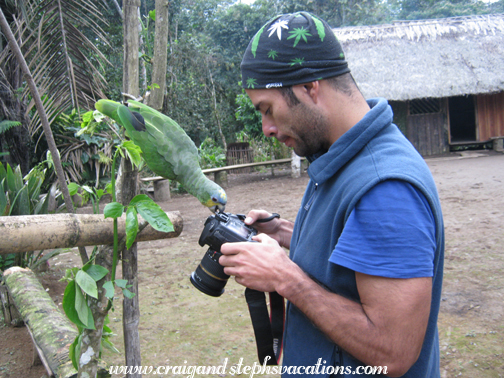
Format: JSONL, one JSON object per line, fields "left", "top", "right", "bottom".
{"left": 210, "top": 204, "right": 225, "bottom": 213}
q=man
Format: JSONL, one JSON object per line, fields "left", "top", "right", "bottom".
{"left": 219, "top": 12, "right": 444, "bottom": 377}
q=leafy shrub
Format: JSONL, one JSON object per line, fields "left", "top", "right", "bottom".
{"left": 0, "top": 161, "right": 64, "bottom": 276}
{"left": 198, "top": 137, "right": 226, "bottom": 169}
{"left": 235, "top": 90, "right": 291, "bottom": 162}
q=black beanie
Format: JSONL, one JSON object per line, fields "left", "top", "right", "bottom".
{"left": 241, "top": 12, "right": 350, "bottom": 89}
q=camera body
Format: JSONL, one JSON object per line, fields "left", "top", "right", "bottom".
{"left": 190, "top": 212, "right": 257, "bottom": 297}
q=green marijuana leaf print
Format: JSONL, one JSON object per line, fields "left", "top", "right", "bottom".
{"left": 290, "top": 57, "right": 305, "bottom": 66}
{"left": 287, "top": 27, "right": 312, "bottom": 47}
{"left": 251, "top": 25, "right": 266, "bottom": 58}
{"left": 268, "top": 50, "right": 279, "bottom": 60}
{"left": 246, "top": 78, "right": 258, "bottom": 89}
{"left": 312, "top": 16, "right": 326, "bottom": 42}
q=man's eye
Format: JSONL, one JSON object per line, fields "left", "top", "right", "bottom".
{"left": 265, "top": 108, "right": 271, "bottom": 115}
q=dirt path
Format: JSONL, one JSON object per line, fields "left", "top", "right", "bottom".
{"left": 1, "top": 151, "right": 503, "bottom": 377}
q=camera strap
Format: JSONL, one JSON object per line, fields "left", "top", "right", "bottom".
{"left": 245, "top": 288, "right": 285, "bottom": 365}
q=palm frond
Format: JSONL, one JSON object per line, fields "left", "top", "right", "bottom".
{"left": 1, "top": 0, "right": 111, "bottom": 137}
{"left": 0, "top": 120, "right": 22, "bottom": 134}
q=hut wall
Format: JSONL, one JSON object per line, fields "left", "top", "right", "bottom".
{"left": 226, "top": 142, "right": 253, "bottom": 173}
{"left": 477, "top": 92, "right": 504, "bottom": 141}
{"left": 406, "top": 98, "right": 449, "bottom": 156}
{"left": 389, "top": 101, "right": 408, "bottom": 135}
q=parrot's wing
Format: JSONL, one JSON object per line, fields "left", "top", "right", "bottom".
{"left": 126, "top": 102, "right": 202, "bottom": 183}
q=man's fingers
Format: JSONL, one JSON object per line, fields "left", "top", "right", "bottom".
{"left": 245, "top": 209, "right": 271, "bottom": 225}
{"left": 252, "top": 233, "right": 278, "bottom": 245}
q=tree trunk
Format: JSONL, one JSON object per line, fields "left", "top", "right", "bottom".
{"left": 122, "top": 4, "right": 141, "bottom": 376}
{"left": 119, "top": 158, "right": 143, "bottom": 377}
{"left": 138, "top": 8, "right": 147, "bottom": 95}
{"left": 123, "top": 0, "right": 140, "bottom": 101}
{"left": 208, "top": 64, "right": 227, "bottom": 151}
{"left": 148, "top": 0, "right": 169, "bottom": 110}
{"left": 0, "top": 212, "right": 183, "bottom": 255}
{"left": 4, "top": 267, "right": 79, "bottom": 378}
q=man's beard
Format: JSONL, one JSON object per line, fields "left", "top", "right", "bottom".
{"left": 289, "top": 102, "right": 331, "bottom": 157}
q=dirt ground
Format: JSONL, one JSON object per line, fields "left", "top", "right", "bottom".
{"left": 1, "top": 150, "right": 503, "bottom": 378}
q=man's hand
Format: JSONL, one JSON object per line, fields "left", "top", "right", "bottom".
{"left": 243, "top": 210, "right": 294, "bottom": 249}
{"left": 219, "top": 233, "right": 295, "bottom": 293}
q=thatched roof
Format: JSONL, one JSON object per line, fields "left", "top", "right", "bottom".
{"left": 334, "top": 14, "right": 504, "bottom": 101}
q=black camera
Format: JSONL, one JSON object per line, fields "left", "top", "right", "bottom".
{"left": 190, "top": 212, "right": 257, "bottom": 297}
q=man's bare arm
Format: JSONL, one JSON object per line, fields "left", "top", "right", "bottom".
{"left": 277, "top": 264, "right": 431, "bottom": 377}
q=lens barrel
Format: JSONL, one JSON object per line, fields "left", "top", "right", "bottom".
{"left": 190, "top": 249, "right": 229, "bottom": 297}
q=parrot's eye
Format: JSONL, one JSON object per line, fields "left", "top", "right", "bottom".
{"left": 211, "top": 196, "right": 218, "bottom": 202}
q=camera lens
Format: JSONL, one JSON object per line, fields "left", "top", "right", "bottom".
{"left": 190, "top": 248, "right": 229, "bottom": 297}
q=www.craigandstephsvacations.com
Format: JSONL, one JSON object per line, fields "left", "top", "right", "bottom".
{"left": 109, "top": 357, "right": 388, "bottom": 376}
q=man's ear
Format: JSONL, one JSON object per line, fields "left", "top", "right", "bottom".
{"left": 294, "top": 81, "right": 320, "bottom": 104}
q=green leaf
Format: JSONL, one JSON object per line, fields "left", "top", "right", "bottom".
{"left": 103, "top": 281, "right": 115, "bottom": 299}
{"left": 114, "top": 279, "right": 128, "bottom": 289}
{"left": 15, "top": 185, "right": 30, "bottom": 215}
{"left": 149, "top": 9, "right": 156, "bottom": 21}
{"left": 62, "top": 281, "right": 88, "bottom": 329}
{"left": 101, "top": 337, "right": 120, "bottom": 354}
{"left": 75, "top": 270, "right": 98, "bottom": 299}
{"left": 129, "top": 194, "right": 151, "bottom": 206}
{"left": 135, "top": 198, "right": 174, "bottom": 233}
{"left": 69, "top": 334, "right": 82, "bottom": 370}
{"left": 103, "top": 202, "right": 124, "bottom": 219}
{"left": 126, "top": 206, "right": 139, "bottom": 249}
{"left": 122, "top": 140, "right": 143, "bottom": 168}
{"left": 67, "top": 182, "right": 80, "bottom": 196}
{"left": 122, "top": 288, "right": 135, "bottom": 299}
{"left": 105, "top": 183, "right": 113, "bottom": 195}
{"left": 6, "top": 164, "right": 18, "bottom": 192}
{"left": 75, "top": 284, "right": 94, "bottom": 329}
{"left": 84, "top": 265, "right": 109, "bottom": 282}
{"left": 0, "top": 181, "right": 8, "bottom": 216}
{"left": 81, "top": 110, "right": 94, "bottom": 125}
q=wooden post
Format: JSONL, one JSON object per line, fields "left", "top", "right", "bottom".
{"left": 214, "top": 171, "right": 228, "bottom": 188}
{"left": 291, "top": 151, "right": 301, "bottom": 178}
{"left": 153, "top": 179, "right": 171, "bottom": 201}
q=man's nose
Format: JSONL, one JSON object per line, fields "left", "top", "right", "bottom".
{"left": 262, "top": 118, "right": 278, "bottom": 138}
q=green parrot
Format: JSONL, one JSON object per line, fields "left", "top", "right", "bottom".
{"left": 95, "top": 99, "right": 227, "bottom": 213}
